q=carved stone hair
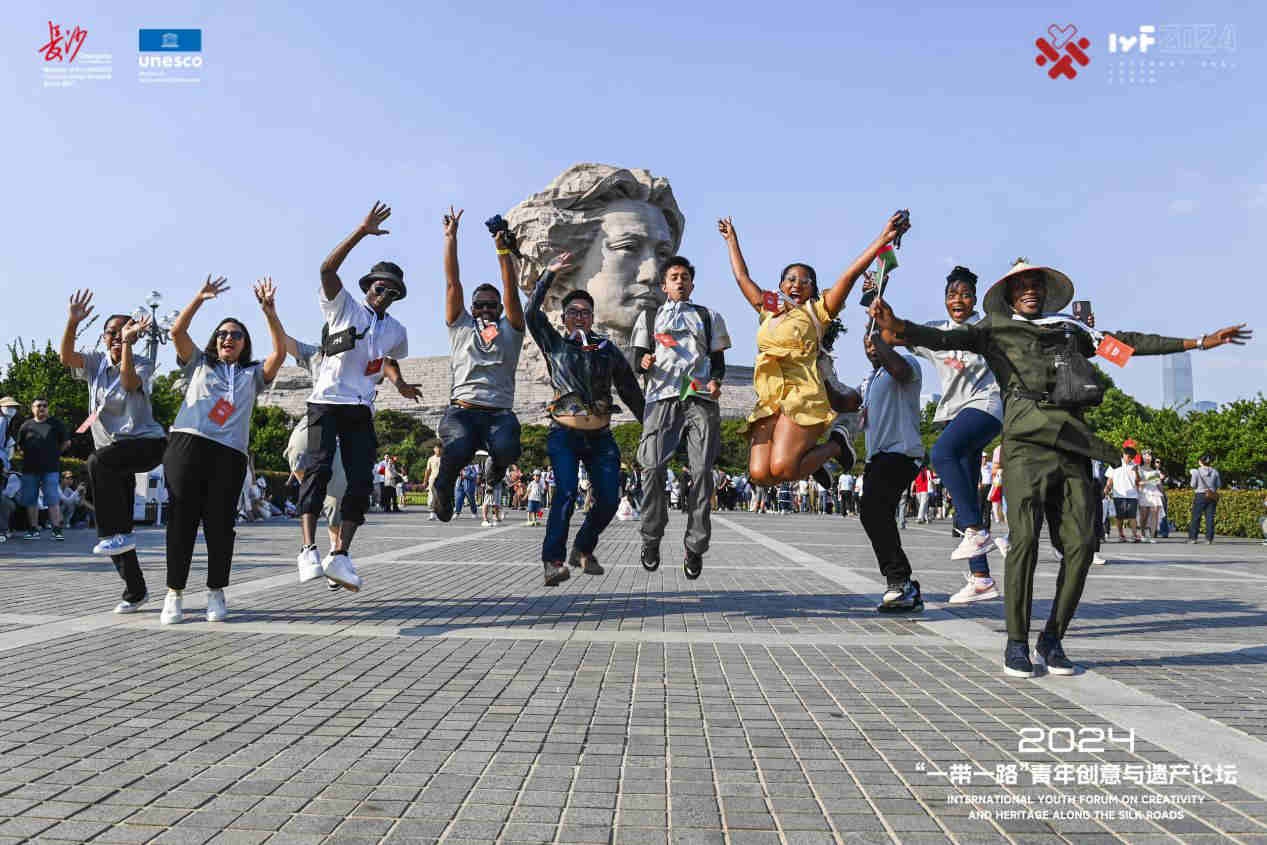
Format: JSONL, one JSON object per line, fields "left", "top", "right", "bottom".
{"left": 505, "top": 163, "right": 685, "bottom": 310}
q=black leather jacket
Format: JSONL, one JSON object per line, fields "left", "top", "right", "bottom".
{"left": 526, "top": 271, "right": 645, "bottom": 423}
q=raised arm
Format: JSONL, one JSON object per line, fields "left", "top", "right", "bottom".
{"left": 60, "top": 289, "right": 93, "bottom": 370}
{"left": 171, "top": 275, "right": 229, "bottom": 364}
{"left": 322, "top": 202, "right": 391, "bottom": 301}
{"left": 612, "top": 350, "right": 647, "bottom": 423}
{"left": 383, "top": 358, "right": 422, "bottom": 404}
{"left": 254, "top": 278, "right": 288, "bottom": 383}
{"left": 495, "top": 229, "right": 524, "bottom": 332}
{"left": 1117, "top": 323, "right": 1252, "bottom": 356}
{"left": 117, "top": 316, "right": 151, "bottom": 393}
{"left": 821, "top": 213, "right": 907, "bottom": 317}
{"left": 525, "top": 252, "right": 574, "bottom": 354}
{"left": 443, "top": 206, "right": 464, "bottom": 325}
{"left": 717, "top": 218, "right": 764, "bottom": 311}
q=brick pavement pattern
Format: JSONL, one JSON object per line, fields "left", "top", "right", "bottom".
{"left": 1, "top": 509, "right": 1266, "bottom": 844}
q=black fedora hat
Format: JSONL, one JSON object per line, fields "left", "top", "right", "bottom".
{"left": 358, "top": 261, "right": 407, "bottom": 301}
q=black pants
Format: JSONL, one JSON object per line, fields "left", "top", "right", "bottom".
{"left": 860, "top": 452, "right": 921, "bottom": 584}
{"left": 434, "top": 406, "right": 521, "bottom": 520}
{"left": 85, "top": 437, "right": 166, "bottom": 602}
{"left": 383, "top": 486, "right": 398, "bottom": 512}
{"left": 299, "top": 403, "right": 376, "bottom": 526}
{"left": 163, "top": 432, "right": 248, "bottom": 591}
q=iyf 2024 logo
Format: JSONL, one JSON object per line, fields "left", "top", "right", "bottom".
{"left": 1034, "top": 24, "right": 1092, "bottom": 79}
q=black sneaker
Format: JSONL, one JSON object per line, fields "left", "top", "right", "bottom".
{"left": 326, "top": 579, "right": 342, "bottom": 592}
{"left": 1035, "top": 633, "right": 1075, "bottom": 675}
{"left": 579, "top": 552, "right": 604, "bottom": 575}
{"left": 22, "top": 529, "right": 39, "bottom": 540}
{"left": 811, "top": 466, "right": 834, "bottom": 492}
{"left": 876, "top": 579, "right": 923, "bottom": 613}
{"left": 567, "top": 548, "right": 583, "bottom": 568}
{"left": 641, "top": 545, "right": 661, "bottom": 572}
{"left": 1004, "top": 640, "right": 1034, "bottom": 678}
{"left": 683, "top": 551, "right": 703, "bottom": 580}
{"left": 432, "top": 478, "right": 455, "bottom": 522}
{"left": 51, "top": 526, "right": 65, "bottom": 541}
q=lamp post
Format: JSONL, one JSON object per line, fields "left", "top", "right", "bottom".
{"left": 135, "top": 290, "right": 180, "bottom": 372}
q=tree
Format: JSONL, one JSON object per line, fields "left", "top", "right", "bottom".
{"left": 249, "top": 406, "right": 296, "bottom": 471}
{"left": 374, "top": 409, "right": 435, "bottom": 450}
{"left": 149, "top": 369, "right": 185, "bottom": 429}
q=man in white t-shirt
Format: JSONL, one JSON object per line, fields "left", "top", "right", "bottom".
{"left": 858, "top": 332, "right": 925, "bottom": 613}
{"left": 838, "top": 471, "right": 855, "bottom": 517}
{"left": 296, "top": 202, "right": 409, "bottom": 591}
{"left": 1104, "top": 446, "right": 1142, "bottom": 542}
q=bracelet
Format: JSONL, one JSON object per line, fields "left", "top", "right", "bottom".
{"left": 496, "top": 249, "right": 511, "bottom": 256}
{"left": 1199, "top": 334, "right": 1209, "bottom": 351}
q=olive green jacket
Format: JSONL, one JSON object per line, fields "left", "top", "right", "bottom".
{"left": 902, "top": 313, "right": 1185, "bottom": 464}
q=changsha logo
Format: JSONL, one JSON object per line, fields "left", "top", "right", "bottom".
{"left": 1035, "top": 24, "right": 1091, "bottom": 79}
{"left": 38, "top": 21, "right": 87, "bottom": 63}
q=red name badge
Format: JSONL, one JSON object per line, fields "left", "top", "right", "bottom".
{"left": 654, "top": 332, "right": 678, "bottom": 347}
{"left": 480, "top": 323, "right": 499, "bottom": 344}
{"left": 364, "top": 358, "right": 384, "bottom": 376}
{"left": 1096, "top": 334, "right": 1135, "bottom": 367}
{"left": 208, "top": 398, "right": 235, "bottom": 426}
{"left": 762, "top": 291, "right": 780, "bottom": 313}
{"left": 76, "top": 411, "right": 99, "bottom": 434}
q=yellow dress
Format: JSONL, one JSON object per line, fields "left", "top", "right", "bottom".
{"left": 747, "top": 298, "right": 834, "bottom": 428}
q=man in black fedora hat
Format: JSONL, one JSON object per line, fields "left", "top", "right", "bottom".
{"left": 870, "top": 258, "right": 1250, "bottom": 679}
{"left": 295, "top": 201, "right": 413, "bottom": 592}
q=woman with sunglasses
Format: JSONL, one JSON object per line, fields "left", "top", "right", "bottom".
{"left": 60, "top": 291, "right": 167, "bottom": 613}
{"left": 717, "top": 214, "right": 905, "bottom": 488}
{"left": 524, "top": 253, "right": 645, "bottom": 587}
{"left": 297, "top": 202, "right": 409, "bottom": 591}
{"left": 157, "top": 275, "right": 288, "bottom": 624}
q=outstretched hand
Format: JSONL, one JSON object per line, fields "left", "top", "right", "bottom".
{"left": 443, "top": 206, "right": 463, "bottom": 237}
{"left": 717, "top": 217, "right": 737, "bottom": 242}
{"left": 361, "top": 201, "right": 392, "bottom": 236}
{"left": 493, "top": 229, "right": 512, "bottom": 251}
{"left": 1203, "top": 324, "right": 1252, "bottom": 349}
{"left": 254, "top": 277, "right": 277, "bottom": 313}
{"left": 546, "top": 251, "right": 575, "bottom": 276}
{"left": 640, "top": 353, "right": 654, "bottom": 371}
{"left": 867, "top": 297, "right": 898, "bottom": 332}
{"left": 68, "top": 289, "right": 94, "bottom": 324}
{"left": 121, "top": 315, "right": 151, "bottom": 346}
{"left": 395, "top": 380, "right": 423, "bottom": 403}
{"left": 197, "top": 274, "right": 230, "bottom": 302}
{"left": 879, "top": 211, "right": 909, "bottom": 245}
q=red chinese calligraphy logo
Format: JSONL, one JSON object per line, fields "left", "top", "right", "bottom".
{"left": 39, "top": 21, "right": 88, "bottom": 63}
{"left": 1035, "top": 24, "right": 1090, "bottom": 79}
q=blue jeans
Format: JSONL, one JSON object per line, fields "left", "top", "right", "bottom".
{"left": 454, "top": 481, "right": 478, "bottom": 516}
{"left": 930, "top": 408, "right": 1002, "bottom": 576}
{"left": 543, "top": 425, "right": 622, "bottom": 563}
{"left": 434, "top": 406, "right": 521, "bottom": 521}
{"left": 1189, "top": 493, "right": 1217, "bottom": 541}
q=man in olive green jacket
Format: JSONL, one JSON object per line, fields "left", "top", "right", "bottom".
{"left": 870, "top": 259, "right": 1250, "bottom": 678}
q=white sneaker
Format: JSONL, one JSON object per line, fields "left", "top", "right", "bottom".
{"left": 481, "top": 519, "right": 492, "bottom": 527}
{"left": 949, "top": 574, "right": 1000, "bottom": 604}
{"left": 1092, "top": 554, "right": 1108, "bottom": 566}
{"left": 160, "top": 591, "right": 183, "bottom": 625}
{"left": 994, "top": 536, "right": 1010, "bottom": 557}
{"left": 93, "top": 533, "right": 136, "bottom": 556}
{"left": 428, "top": 513, "right": 437, "bottom": 521}
{"left": 951, "top": 528, "right": 992, "bottom": 560}
{"left": 206, "top": 589, "right": 227, "bottom": 622}
{"left": 296, "top": 546, "right": 323, "bottom": 583}
{"left": 1146, "top": 537, "right": 1157, "bottom": 544}
{"left": 323, "top": 552, "right": 362, "bottom": 591}
{"left": 114, "top": 594, "right": 147, "bottom": 614}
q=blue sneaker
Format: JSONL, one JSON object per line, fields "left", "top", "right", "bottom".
{"left": 92, "top": 533, "right": 136, "bottom": 556}
{"left": 1035, "top": 633, "right": 1076, "bottom": 676}
{"left": 1004, "top": 640, "right": 1034, "bottom": 678}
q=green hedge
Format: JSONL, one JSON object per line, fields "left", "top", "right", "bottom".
{"left": 1164, "top": 489, "right": 1265, "bottom": 539}
{"left": 403, "top": 492, "right": 428, "bottom": 506}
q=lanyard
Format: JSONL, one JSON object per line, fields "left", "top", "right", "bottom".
{"left": 1012, "top": 312, "right": 1104, "bottom": 343}
{"left": 363, "top": 305, "right": 381, "bottom": 362}
{"left": 92, "top": 355, "right": 123, "bottom": 415}
{"left": 219, "top": 362, "right": 237, "bottom": 405}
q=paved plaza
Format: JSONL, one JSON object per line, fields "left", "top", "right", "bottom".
{"left": 2, "top": 508, "right": 1266, "bottom": 844}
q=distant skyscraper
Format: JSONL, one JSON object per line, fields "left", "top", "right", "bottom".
{"left": 1162, "top": 353, "right": 1194, "bottom": 410}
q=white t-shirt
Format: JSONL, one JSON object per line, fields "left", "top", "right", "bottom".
{"left": 1110, "top": 464, "right": 1140, "bottom": 499}
{"left": 308, "top": 288, "right": 408, "bottom": 408}
{"left": 839, "top": 473, "right": 854, "bottom": 492}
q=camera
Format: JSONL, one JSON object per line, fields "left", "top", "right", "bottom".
{"left": 484, "top": 214, "right": 521, "bottom": 257}
{"left": 892, "top": 208, "right": 911, "bottom": 249}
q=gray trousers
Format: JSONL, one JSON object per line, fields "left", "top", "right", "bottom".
{"left": 638, "top": 397, "right": 721, "bottom": 554}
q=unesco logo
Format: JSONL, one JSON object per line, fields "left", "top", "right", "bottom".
{"left": 137, "top": 29, "right": 202, "bottom": 68}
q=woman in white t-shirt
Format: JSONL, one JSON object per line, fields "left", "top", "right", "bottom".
{"left": 1137, "top": 453, "right": 1165, "bottom": 543}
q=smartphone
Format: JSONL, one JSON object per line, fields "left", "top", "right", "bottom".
{"left": 1072, "top": 300, "right": 1092, "bottom": 325}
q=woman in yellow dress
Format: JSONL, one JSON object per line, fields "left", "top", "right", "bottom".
{"left": 718, "top": 214, "right": 904, "bottom": 485}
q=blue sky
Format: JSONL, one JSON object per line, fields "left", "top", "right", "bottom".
{"left": 3, "top": 1, "right": 1264, "bottom": 406}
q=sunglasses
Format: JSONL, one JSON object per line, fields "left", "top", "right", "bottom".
{"left": 564, "top": 308, "right": 593, "bottom": 318}
{"left": 371, "top": 283, "right": 401, "bottom": 300}
{"left": 215, "top": 329, "right": 245, "bottom": 341}
{"left": 472, "top": 300, "right": 500, "bottom": 311}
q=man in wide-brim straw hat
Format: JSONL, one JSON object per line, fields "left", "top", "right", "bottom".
{"left": 869, "top": 257, "right": 1251, "bottom": 679}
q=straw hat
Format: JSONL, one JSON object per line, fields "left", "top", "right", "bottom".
{"left": 0, "top": 396, "right": 19, "bottom": 409}
{"left": 982, "top": 258, "right": 1074, "bottom": 315}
